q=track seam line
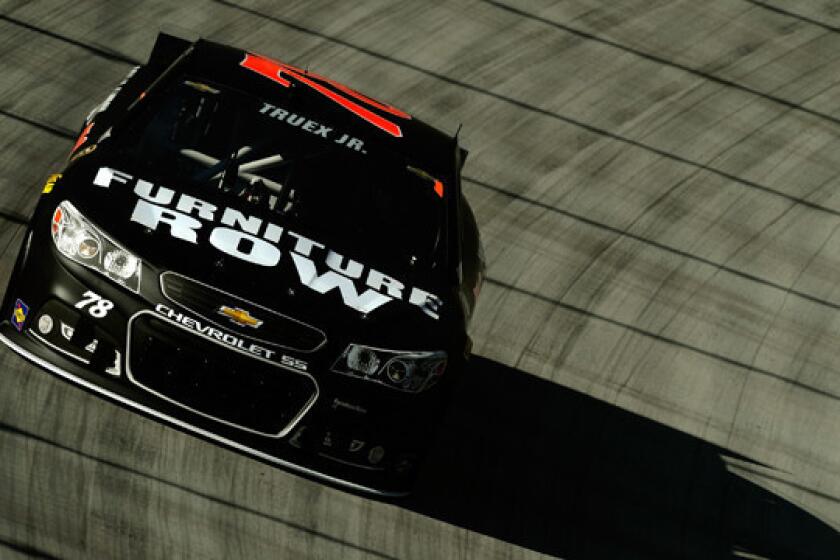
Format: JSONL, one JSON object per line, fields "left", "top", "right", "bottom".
{"left": 0, "top": 109, "right": 75, "bottom": 140}
{"left": 483, "top": 277, "right": 840, "bottom": 401}
{"left": 480, "top": 0, "right": 840, "bottom": 130}
{"left": 745, "top": 0, "right": 840, "bottom": 34}
{"left": 0, "top": 14, "right": 141, "bottom": 66}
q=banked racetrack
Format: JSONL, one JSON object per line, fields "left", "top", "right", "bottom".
{"left": 1, "top": 1, "right": 840, "bottom": 558}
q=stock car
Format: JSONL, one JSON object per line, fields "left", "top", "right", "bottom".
{"left": 0, "top": 33, "right": 484, "bottom": 496}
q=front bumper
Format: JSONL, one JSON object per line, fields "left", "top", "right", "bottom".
{"left": 1, "top": 224, "right": 448, "bottom": 497}
{"left": 0, "top": 325, "right": 402, "bottom": 495}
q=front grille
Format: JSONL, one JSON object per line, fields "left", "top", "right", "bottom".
{"left": 127, "top": 313, "right": 317, "bottom": 437}
{"left": 160, "top": 272, "right": 326, "bottom": 352}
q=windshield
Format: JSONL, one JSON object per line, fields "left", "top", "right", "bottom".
{"left": 116, "top": 77, "right": 446, "bottom": 269}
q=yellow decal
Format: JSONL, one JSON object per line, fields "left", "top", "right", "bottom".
{"left": 69, "top": 144, "right": 97, "bottom": 163}
{"left": 42, "top": 173, "right": 62, "bottom": 194}
{"left": 218, "top": 306, "right": 263, "bottom": 328}
{"left": 184, "top": 80, "right": 220, "bottom": 94}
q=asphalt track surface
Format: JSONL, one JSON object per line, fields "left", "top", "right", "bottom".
{"left": 1, "top": 1, "right": 840, "bottom": 558}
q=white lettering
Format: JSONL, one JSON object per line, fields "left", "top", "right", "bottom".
{"left": 176, "top": 194, "right": 217, "bottom": 220}
{"left": 263, "top": 223, "right": 284, "bottom": 243}
{"left": 221, "top": 207, "right": 262, "bottom": 235}
{"left": 120, "top": 171, "right": 446, "bottom": 319}
{"left": 154, "top": 304, "right": 276, "bottom": 359}
{"left": 409, "top": 286, "right": 443, "bottom": 320}
{"left": 270, "top": 107, "right": 289, "bottom": 120}
{"left": 288, "top": 231, "right": 325, "bottom": 256}
{"left": 325, "top": 250, "right": 363, "bottom": 278}
{"left": 93, "top": 167, "right": 132, "bottom": 189}
{"left": 134, "top": 179, "right": 174, "bottom": 205}
{"left": 291, "top": 253, "right": 392, "bottom": 314}
{"left": 131, "top": 199, "right": 202, "bottom": 244}
{"left": 209, "top": 227, "right": 281, "bottom": 266}
{"left": 367, "top": 269, "right": 404, "bottom": 299}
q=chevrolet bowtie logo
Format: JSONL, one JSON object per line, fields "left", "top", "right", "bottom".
{"left": 218, "top": 306, "right": 263, "bottom": 328}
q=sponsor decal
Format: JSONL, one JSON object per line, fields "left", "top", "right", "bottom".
{"left": 258, "top": 102, "right": 367, "bottom": 153}
{"left": 42, "top": 173, "right": 62, "bottom": 194}
{"left": 11, "top": 299, "right": 28, "bottom": 332}
{"left": 37, "top": 314, "right": 54, "bottom": 334}
{"left": 94, "top": 168, "right": 444, "bottom": 319}
{"left": 407, "top": 165, "right": 444, "bottom": 198}
{"left": 106, "top": 350, "right": 121, "bottom": 376}
{"left": 61, "top": 322, "right": 75, "bottom": 340}
{"left": 331, "top": 398, "right": 367, "bottom": 414}
{"left": 70, "top": 144, "right": 98, "bottom": 163}
{"left": 155, "top": 303, "right": 308, "bottom": 371}
{"left": 218, "top": 306, "right": 263, "bottom": 328}
{"left": 184, "top": 80, "right": 219, "bottom": 95}
{"left": 156, "top": 303, "right": 274, "bottom": 359}
{"left": 240, "top": 53, "right": 410, "bottom": 137}
{"left": 71, "top": 123, "right": 94, "bottom": 154}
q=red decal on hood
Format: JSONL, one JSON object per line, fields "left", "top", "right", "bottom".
{"left": 240, "top": 53, "right": 409, "bottom": 137}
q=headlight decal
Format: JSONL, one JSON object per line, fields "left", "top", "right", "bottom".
{"left": 51, "top": 201, "right": 142, "bottom": 293}
{"left": 332, "top": 344, "right": 446, "bottom": 393}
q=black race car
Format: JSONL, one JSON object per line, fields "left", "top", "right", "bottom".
{"left": 0, "top": 33, "right": 484, "bottom": 496}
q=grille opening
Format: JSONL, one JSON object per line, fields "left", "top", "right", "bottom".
{"left": 128, "top": 314, "right": 316, "bottom": 437}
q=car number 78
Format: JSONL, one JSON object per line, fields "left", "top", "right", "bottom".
{"left": 74, "top": 290, "right": 114, "bottom": 318}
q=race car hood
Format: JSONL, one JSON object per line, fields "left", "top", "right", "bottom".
{"left": 54, "top": 156, "right": 458, "bottom": 349}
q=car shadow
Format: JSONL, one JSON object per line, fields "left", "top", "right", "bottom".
{"left": 403, "top": 356, "right": 840, "bottom": 559}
